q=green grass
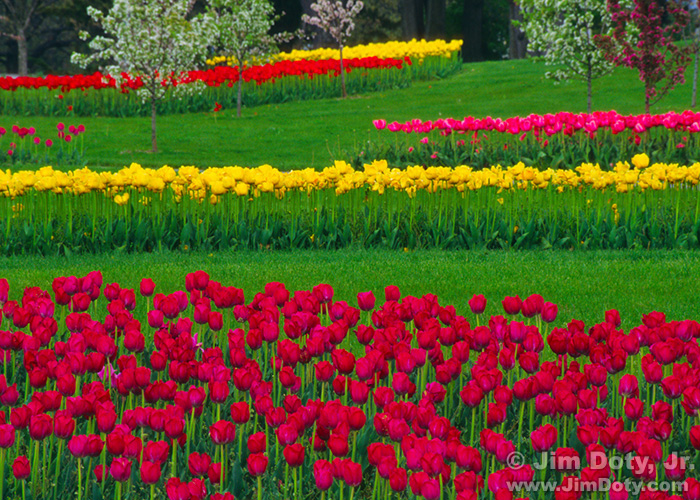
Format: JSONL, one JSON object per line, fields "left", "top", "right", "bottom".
{"left": 2, "top": 249, "right": 698, "bottom": 328}
{"left": 2, "top": 57, "right": 699, "bottom": 169}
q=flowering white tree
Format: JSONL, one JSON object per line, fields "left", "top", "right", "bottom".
{"left": 302, "top": 0, "right": 364, "bottom": 98}
{"left": 71, "top": 0, "right": 207, "bottom": 153}
{"left": 201, "top": 0, "right": 279, "bottom": 117}
{"left": 517, "top": 0, "right": 632, "bottom": 113}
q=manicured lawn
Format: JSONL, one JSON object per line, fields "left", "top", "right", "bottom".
{"left": 3, "top": 249, "right": 699, "bottom": 327}
{"left": 1, "top": 57, "right": 698, "bottom": 169}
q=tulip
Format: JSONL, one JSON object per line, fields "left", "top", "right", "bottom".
{"left": 0, "top": 424, "right": 15, "bottom": 448}
{"left": 230, "top": 402, "right": 250, "bottom": 424}
{"left": 140, "top": 278, "right": 156, "bottom": 297}
{"left": 140, "top": 460, "right": 161, "bottom": 484}
{"left": 314, "top": 459, "right": 333, "bottom": 490}
{"left": 541, "top": 302, "right": 558, "bottom": 323}
{"left": 502, "top": 296, "right": 522, "bottom": 315}
{"left": 29, "top": 414, "right": 52, "bottom": 441}
{"left": 248, "top": 432, "right": 266, "bottom": 453}
{"left": 283, "top": 443, "right": 305, "bottom": 467}
{"left": 208, "top": 463, "right": 221, "bottom": 485}
{"left": 109, "top": 458, "right": 132, "bottom": 482}
{"left": 468, "top": 294, "right": 486, "bottom": 315}
{"left": 342, "top": 459, "right": 363, "bottom": 487}
{"left": 531, "top": 424, "right": 557, "bottom": 452}
{"left": 209, "top": 420, "right": 235, "bottom": 445}
{"left": 12, "top": 455, "right": 30, "bottom": 479}
{"left": 247, "top": 453, "right": 268, "bottom": 476}
{"left": 389, "top": 467, "right": 408, "bottom": 492}
{"left": 188, "top": 452, "right": 212, "bottom": 477}
{"left": 624, "top": 398, "right": 644, "bottom": 420}
{"left": 691, "top": 426, "right": 700, "bottom": 449}
{"left": 357, "top": 291, "right": 375, "bottom": 311}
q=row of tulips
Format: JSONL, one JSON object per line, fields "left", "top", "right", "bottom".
{"left": 0, "top": 123, "right": 85, "bottom": 166}
{"left": 206, "top": 39, "right": 463, "bottom": 65}
{"left": 363, "top": 111, "right": 700, "bottom": 169}
{"left": 0, "top": 272, "right": 697, "bottom": 500}
{"left": 2, "top": 158, "right": 700, "bottom": 253}
{"left": 0, "top": 55, "right": 460, "bottom": 118}
{"left": 2, "top": 158, "right": 698, "bottom": 198}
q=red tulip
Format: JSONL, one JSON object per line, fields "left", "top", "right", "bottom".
{"left": 624, "top": 398, "right": 644, "bottom": 420}
{"left": 165, "top": 477, "right": 191, "bottom": 500}
{"left": 0, "top": 423, "right": 13, "bottom": 450}
{"left": 275, "top": 423, "right": 298, "bottom": 445}
{"left": 163, "top": 417, "right": 185, "bottom": 439}
{"left": 685, "top": 478, "right": 700, "bottom": 500}
{"left": 328, "top": 433, "right": 349, "bottom": 457}
{"left": 247, "top": 453, "right": 268, "bottom": 476}
{"left": 188, "top": 452, "right": 212, "bottom": 477}
{"left": 96, "top": 409, "right": 117, "bottom": 434}
{"left": 314, "top": 459, "right": 333, "bottom": 490}
{"left": 605, "top": 309, "right": 621, "bottom": 327}
{"left": 209, "top": 420, "right": 235, "bottom": 445}
{"left": 460, "top": 383, "right": 483, "bottom": 407}
{"left": 341, "top": 459, "right": 363, "bottom": 486}
{"left": 541, "top": 302, "right": 558, "bottom": 323}
{"left": 531, "top": 424, "right": 557, "bottom": 452}
{"left": 12, "top": 455, "right": 30, "bottom": 480}
{"left": 331, "top": 349, "right": 356, "bottom": 375}
{"left": 283, "top": 443, "right": 305, "bottom": 467}
{"left": 248, "top": 432, "right": 266, "bottom": 453}
{"left": 468, "top": 294, "right": 486, "bottom": 315}
{"left": 521, "top": 294, "right": 543, "bottom": 318}
{"left": 140, "top": 460, "right": 162, "bottom": 484}
{"left": 389, "top": 467, "right": 408, "bottom": 492}
{"left": 385, "top": 285, "right": 400, "bottom": 302}
{"left": 691, "top": 426, "right": 700, "bottom": 449}
{"left": 618, "top": 374, "right": 639, "bottom": 398}
{"left": 501, "top": 295, "right": 522, "bottom": 315}
{"left": 357, "top": 291, "right": 375, "bottom": 311}
{"left": 552, "top": 448, "right": 580, "bottom": 473}
{"left": 229, "top": 401, "right": 250, "bottom": 424}
{"left": 664, "top": 453, "right": 686, "bottom": 480}
{"left": 29, "top": 414, "right": 52, "bottom": 441}
{"left": 109, "top": 458, "right": 132, "bottom": 482}
{"left": 144, "top": 441, "right": 169, "bottom": 463}
{"left": 139, "top": 278, "right": 155, "bottom": 297}
{"left": 208, "top": 463, "right": 221, "bottom": 485}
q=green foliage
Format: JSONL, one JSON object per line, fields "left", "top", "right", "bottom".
{"left": 3, "top": 184, "right": 700, "bottom": 255}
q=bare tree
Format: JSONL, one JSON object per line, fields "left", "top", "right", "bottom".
{"left": 0, "top": 0, "right": 53, "bottom": 75}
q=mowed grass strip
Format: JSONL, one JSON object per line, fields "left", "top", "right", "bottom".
{"left": 2, "top": 249, "right": 698, "bottom": 328}
{"left": 1, "top": 58, "right": 698, "bottom": 169}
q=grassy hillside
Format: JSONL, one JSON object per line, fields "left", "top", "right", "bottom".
{"left": 1, "top": 57, "right": 698, "bottom": 169}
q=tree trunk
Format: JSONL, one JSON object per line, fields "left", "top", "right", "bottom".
{"left": 587, "top": 60, "right": 592, "bottom": 114}
{"left": 693, "top": 45, "right": 698, "bottom": 108}
{"left": 645, "top": 85, "right": 650, "bottom": 114}
{"left": 508, "top": 0, "right": 527, "bottom": 60}
{"left": 17, "top": 28, "right": 28, "bottom": 76}
{"left": 340, "top": 45, "right": 346, "bottom": 98}
{"left": 151, "top": 96, "right": 157, "bottom": 153}
{"left": 462, "top": 0, "right": 484, "bottom": 62}
{"left": 237, "top": 65, "right": 243, "bottom": 117}
{"left": 400, "top": 0, "right": 421, "bottom": 39}
{"left": 425, "top": 0, "right": 445, "bottom": 40}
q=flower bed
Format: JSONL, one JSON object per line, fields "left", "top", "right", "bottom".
{"left": 0, "top": 273, "right": 695, "bottom": 499}
{"left": 364, "top": 111, "right": 700, "bottom": 168}
{"left": 1, "top": 159, "right": 699, "bottom": 253}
